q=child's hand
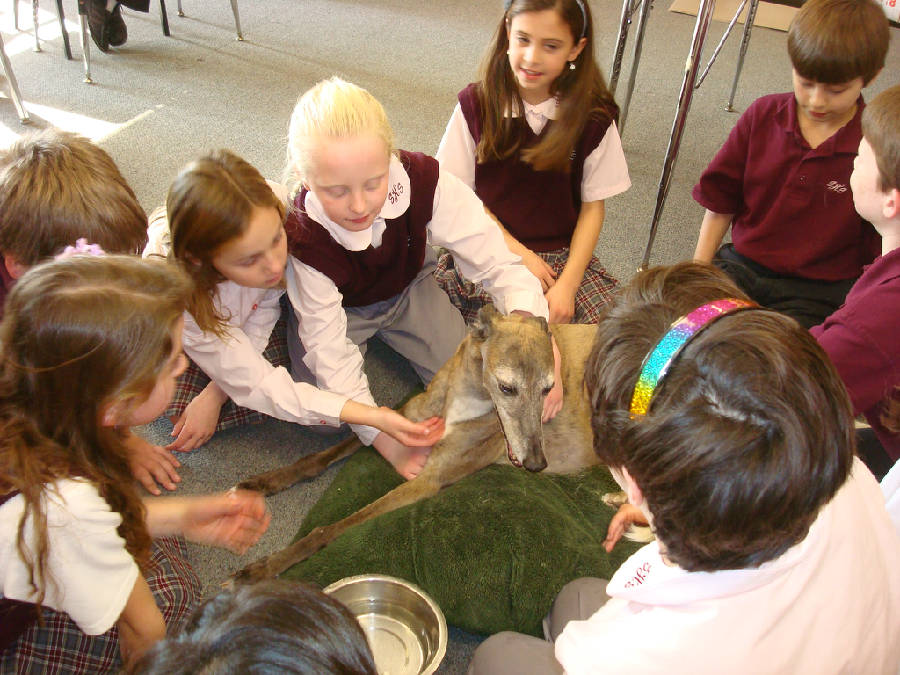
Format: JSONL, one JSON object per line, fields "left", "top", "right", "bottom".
{"left": 179, "top": 490, "right": 271, "bottom": 555}
{"left": 542, "top": 335, "right": 564, "bottom": 422}
{"left": 377, "top": 409, "right": 444, "bottom": 447}
{"left": 521, "top": 249, "right": 557, "bottom": 292}
{"left": 373, "top": 432, "right": 433, "bottom": 480}
{"left": 167, "top": 385, "right": 226, "bottom": 452}
{"left": 603, "top": 503, "right": 649, "bottom": 552}
{"left": 545, "top": 279, "right": 576, "bottom": 325}
{"left": 123, "top": 430, "right": 181, "bottom": 495}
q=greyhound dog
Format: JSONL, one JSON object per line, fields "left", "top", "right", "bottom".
{"left": 232, "top": 304, "right": 601, "bottom": 584}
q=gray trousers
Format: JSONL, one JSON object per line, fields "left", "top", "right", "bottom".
{"left": 467, "top": 577, "right": 610, "bottom": 675}
{"left": 288, "top": 249, "right": 467, "bottom": 387}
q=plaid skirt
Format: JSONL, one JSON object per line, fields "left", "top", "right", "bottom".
{"left": 0, "top": 536, "right": 200, "bottom": 674}
{"left": 166, "top": 308, "right": 291, "bottom": 431}
{"left": 434, "top": 248, "right": 618, "bottom": 325}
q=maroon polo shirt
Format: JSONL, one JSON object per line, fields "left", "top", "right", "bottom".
{"left": 458, "top": 83, "right": 615, "bottom": 252}
{"left": 811, "top": 247, "right": 900, "bottom": 460}
{"left": 693, "top": 92, "right": 879, "bottom": 281}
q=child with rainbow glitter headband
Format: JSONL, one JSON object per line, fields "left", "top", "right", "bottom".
{"left": 468, "top": 262, "right": 900, "bottom": 674}
{"left": 810, "top": 84, "right": 900, "bottom": 479}
{"left": 435, "top": 0, "right": 629, "bottom": 326}
{"left": 0, "top": 254, "right": 270, "bottom": 674}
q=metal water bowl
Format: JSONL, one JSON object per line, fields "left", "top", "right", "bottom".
{"left": 324, "top": 574, "right": 447, "bottom": 675}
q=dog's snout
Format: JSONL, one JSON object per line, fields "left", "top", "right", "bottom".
{"left": 524, "top": 452, "right": 548, "bottom": 472}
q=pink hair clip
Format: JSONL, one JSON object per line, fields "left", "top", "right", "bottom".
{"left": 56, "top": 238, "right": 106, "bottom": 260}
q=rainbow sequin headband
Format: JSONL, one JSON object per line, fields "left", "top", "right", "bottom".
{"left": 629, "top": 298, "right": 758, "bottom": 417}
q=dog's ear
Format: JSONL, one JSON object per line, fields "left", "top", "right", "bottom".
{"left": 471, "top": 304, "right": 501, "bottom": 340}
{"left": 534, "top": 316, "right": 550, "bottom": 335}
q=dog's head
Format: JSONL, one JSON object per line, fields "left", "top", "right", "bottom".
{"left": 471, "top": 305, "right": 554, "bottom": 472}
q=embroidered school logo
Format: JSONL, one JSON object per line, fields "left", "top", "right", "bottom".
{"left": 387, "top": 182, "right": 404, "bottom": 204}
{"left": 825, "top": 180, "right": 848, "bottom": 194}
{"left": 623, "top": 561, "right": 652, "bottom": 588}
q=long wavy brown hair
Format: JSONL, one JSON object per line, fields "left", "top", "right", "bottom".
{"left": 165, "top": 150, "right": 285, "bottom": 337}
{"left": 0, "top": 255, "right": 191, "bottom": 607}
{"left": 476, "top": 0, "right": 618, "bottom": 172}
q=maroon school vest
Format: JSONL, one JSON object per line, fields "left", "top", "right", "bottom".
{"left": 0, "top": 490, "right": 39, "bottom": 651}
{"left": 285, "top": 150, "right": 439, "bottom": 307}
{"left": 458, "top": 83, "right": 615, "bottom": 252}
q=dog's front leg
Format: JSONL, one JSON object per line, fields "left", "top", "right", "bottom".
{"left": 230, "top": 471, "right": 445, "bottom": 584}
{"left": 237, "top": 435, "right": 361, "bottom": 495}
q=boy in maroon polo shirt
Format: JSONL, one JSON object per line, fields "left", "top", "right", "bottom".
{"left": 811, "top": 84, "right": 900, "bottom": 478}
{"left": 692, "top": 0, "right": 888, "bottom": 329}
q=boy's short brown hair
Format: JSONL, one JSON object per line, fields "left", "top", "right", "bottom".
{"left": 585, "top": 263, "right": 854, "bottom": 572}
{"left": 862, "top": 84, "right": 900, "bottom": 192}
{"left": 787, "top": 0, "right": 888, "bottom": 85}
{"left": 0, "top": 129, "right": 147, "bottom": 266}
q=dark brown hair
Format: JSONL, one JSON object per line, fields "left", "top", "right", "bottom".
{"left": 0, "top": 255, "right": 191, "bottom": 607}
{"left": 476, "top": 0, "right": 618, "bottom": 172}
{"left": 862, "top": 84, "right": 900, "bottom": 192}
{"left": 127, "top": 579, "right": 377, "bottom": 675}
{"left": 585, "top": 263, "right": 854, "bottom": 572}
{"left": 165, "top": 150, "right": 285, "bottom": 336}
{"left": 787, "top": 0, "right": 888, "bottom": 85}
{"left": 0, "top": 129, "right": 147, "bottom": 266}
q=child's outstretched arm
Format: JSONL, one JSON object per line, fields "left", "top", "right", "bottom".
{"left": 121, "top": 428, "right": 181, "bottom": 496}
{"left": 546, "top": 200, "right": 605, "bottom": 325}
{"left": 144, "top": 490, "right": 271, "bottom": 555}
{"left": 287, "top": 259, "right": 442, "bottom": 478}
{"left": 168, "top": 381, "right": 228, "bottom": 452}
{"left": 694, "top": 210, "right": 733, "bottom": 263}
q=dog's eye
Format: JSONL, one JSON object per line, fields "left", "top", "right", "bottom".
{"left": 541, "top": 386, "right": 553, "bottom": 396}
{"left": 498, "top": 383, "right": 517, "bottom": 396}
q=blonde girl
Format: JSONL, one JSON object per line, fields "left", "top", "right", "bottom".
{"left": 283, "top": 77, "right": 556, "bottom": 480}
{"left": 144, "top": 150, "right": 441, "bottom": 454}
{"left": 435, "top": 0, "right": 631, "bottom": 325}
{"left": 0, "top": 255, "right": 269, "bottom": 673}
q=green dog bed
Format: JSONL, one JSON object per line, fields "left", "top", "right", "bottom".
{"left": 282, "top": 448, "right": 644, "bottom": 637}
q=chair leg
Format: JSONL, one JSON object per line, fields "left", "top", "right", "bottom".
{"left": 176, "top": 0, "right": 183, "bottom": 16}
{"left": 159, "top": 0, "right": 170, "bottom": 36}
{"left": 54, "top": 0, "right": 73, "bottom": 60}
{"left": 32, "top": 0, "right": 41, "bottom": 52}
{"left": 77, "top": 3, "right": 92, "bottom": 83}
{"left": 0, "top": 34, "right": 30, "bottom": 122}
{"left": 14, "top": 0, "right": 20, "bottom": 30}
{"left": 229, "top": 0, "right": 242, "bottom": 40}
{"left": 726, "top": 0, "right": 759, "bottom": 112}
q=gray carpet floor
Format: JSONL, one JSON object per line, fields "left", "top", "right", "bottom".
{"left": 1, "top": 0, "right": 898, "bottom": 671}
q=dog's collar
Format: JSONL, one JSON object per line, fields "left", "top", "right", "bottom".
{"left": 629, "top": 298, "right": 758, "bottom": 417}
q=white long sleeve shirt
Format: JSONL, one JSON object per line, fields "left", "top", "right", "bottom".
{"left": 144, "top": 217, "right": 346, "bottom": 428}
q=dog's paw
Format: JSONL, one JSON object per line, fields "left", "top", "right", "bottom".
{"left": 234, "top": 476, "right": 271, "bottom": 493}
{"left": 624, "top": 525, "right": 655, "bottom": 543}
{"left": 228, "top": 558, "right": 273, "bottom": 586}
{"left": 602, "top": 491, "right": 628, "bottom": 509}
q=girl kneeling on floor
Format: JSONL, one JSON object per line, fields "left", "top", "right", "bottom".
{"left": 0, "top": 254, "right": 270, "bottom": 673}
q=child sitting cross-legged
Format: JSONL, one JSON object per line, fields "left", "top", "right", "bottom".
{"left": 692, "top": 0, "right": 889, "bottom": 329}
{"left": 469, "top": 262, "right": 900, "bottom": 674}
{"left": 0, "top": 255, "right": 270, "bottom": 674}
